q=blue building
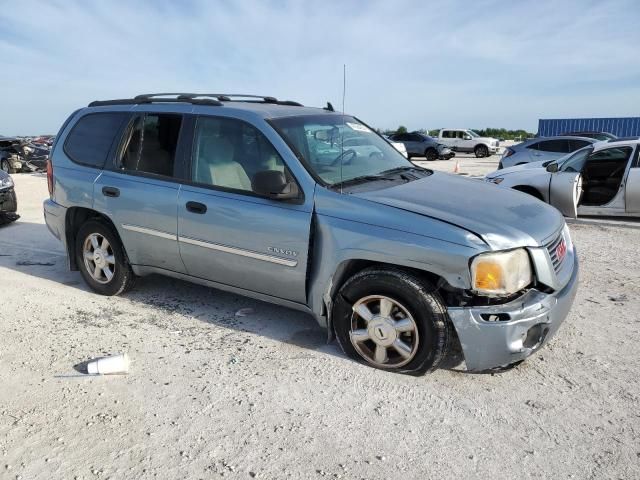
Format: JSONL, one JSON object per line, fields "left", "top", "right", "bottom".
{"left": 538, "top": 117, "right": 640, "bottom": 137}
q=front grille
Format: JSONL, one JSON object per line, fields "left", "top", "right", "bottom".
{"left": 545, "top": 232, "right": 565, "bottom": 273}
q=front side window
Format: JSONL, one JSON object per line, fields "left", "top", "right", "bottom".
{"left": 559, "top": 146, "right": 594, "bottom": 172}
{"left": 65, "top": 112, "right": 128, "bottom": 168}
{"left": 192, "top": 116, "right": 287, "bottom": 192}
{"left": 119, "top": 114, "right": 182, "bottom": 177}
{"left": 271, "top": 114, "right": 413, "bottom": 186}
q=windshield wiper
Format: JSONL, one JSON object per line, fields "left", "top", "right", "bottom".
{"left": 330, "top": 174, "right": 397, "bottom": 190}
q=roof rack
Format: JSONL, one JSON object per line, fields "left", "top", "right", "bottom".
{"left": 89, "top": 93, "right": 304, "bottom": 108}
{"left": 89, "top": 93, "right": 222, "bottom": 108}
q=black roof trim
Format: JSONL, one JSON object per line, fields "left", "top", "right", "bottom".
{"left": 89, "top": 93, "right": 304, "bottom": 108}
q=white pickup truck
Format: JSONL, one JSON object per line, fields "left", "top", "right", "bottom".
{"left": 438, "top": 129, "right": 500, "bottom": 158}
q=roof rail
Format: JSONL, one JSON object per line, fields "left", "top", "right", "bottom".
{"left": 89, "top": 93, "right": 304, "bottom": 108}
{"left": 89, "top": 94, "right": 222, "bottom": 108}
{"left": 138, "top": 93, "right": 304, "bottom": 106}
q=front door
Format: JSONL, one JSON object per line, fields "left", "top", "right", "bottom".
{"left": 625, "top": 148, "right": 640, "bottom": 213}
{"left": 549, "top": 171, "right": 580, "bottom": 218}
{"left": 177, "top": 115, "right": 312, "bottom": 303}
{"left": 94, "top": 112, "right": 186, "bottom": 273}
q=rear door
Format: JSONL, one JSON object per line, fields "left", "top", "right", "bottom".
{"left": 177, "top": 115, "right": 312, "bottom": 303}
{"left": 93, "top": 112, "right": 187, "bottom": 273}
{"left": 534, "top": 139, "right": 571, "bottom": 163}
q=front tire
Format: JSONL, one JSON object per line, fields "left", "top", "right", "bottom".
{"left": 75, "top": 220, "right": 136, "bottom": 296}
{"left": 474, "top": 145, "right": 489, "bottom": 158}
{"left": 425, "top": 148, "right": 438, "bottom": 161}
{"left": 333, "top": 268, "right": 450, "bottom": 375}
{"left": 0, "top": 159, "right": 10, "bottom": 174}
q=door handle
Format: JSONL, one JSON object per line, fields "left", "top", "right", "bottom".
{"left": 186, "top": 201, "right": 207, "bottom": 214}
{"left": 102, "top": 186, "right": 120, "bottom": 197}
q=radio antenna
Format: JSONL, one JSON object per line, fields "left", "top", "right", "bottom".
{"left": 340, "top": 64, "right": 346, "bottom": 194}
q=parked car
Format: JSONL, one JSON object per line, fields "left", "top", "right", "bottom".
{"left": 0, "top": 137, "right": 25, "bottom": 173}
{"left": 0, "top": 169, "right": 18, "bottom": 224}
{"left": 44, "top": 93, "right": 578, "bottom": 374}
{"left": 388, "top": 132, "right": 454, "bottom": 160}
{"left": 500, "top": 136, "right": 597, "bottom": 169}
{"left": 383, "top": 136, "right": 408, "bottom": 158}
{"left": 561, "top": 131, "right": 617, "bottom": 142}
{"left": 485, "top": 139, "right": 640, "bottom": 218}
{"left": 437, "top": 129, "right": 500, "bottom": 158}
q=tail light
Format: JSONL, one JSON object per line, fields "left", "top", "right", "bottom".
{"left": 503, "top": 148, "right": 515, "bottom": 158}
{"left": 46, "top": 158, "right": 54, "bottom": 196}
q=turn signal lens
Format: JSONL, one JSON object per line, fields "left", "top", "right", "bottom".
{"left": 471, "top": 249, "right": 532, "bottom": 296}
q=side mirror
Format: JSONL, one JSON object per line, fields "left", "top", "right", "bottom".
{"left": 252, "top": 170, "right": 299, "bottom": 200}
{"left": 546, "top": 163, "right": 559, "bottom": 173}
{"left": 463, "top": 135, "right": 472, "bottom": 140}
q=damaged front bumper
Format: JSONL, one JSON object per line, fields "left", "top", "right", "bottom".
{"left": 447, "top": 255, "right": 579, "bottom": 371}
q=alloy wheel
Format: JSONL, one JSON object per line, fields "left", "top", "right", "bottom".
{"left": 82, "top": 233, "right": 116, "bottom": 284}
{"left": 349, "top": 295, "right": 419, "bottom": 368}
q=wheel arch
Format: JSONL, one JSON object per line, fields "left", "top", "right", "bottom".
{"left": 64, "top": 207, "right": 126, "bottom": 271}
{"left": 323, "top": 258, "right": 467, "bottom": 341}
{"left": 512, "top": 185, "right": 544, "bottom": 201}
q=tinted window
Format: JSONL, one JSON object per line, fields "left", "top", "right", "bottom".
{"left": 441, "top": 131, "right": 452, "bottom": 138}
{"left": 526, "top": 141, "right": 539, "bottom": 150}
{"left": 408, "top": 134, "right": 423, "bottom": 142}
{"left": 192, "top": 116, "right": 286, "bottom": 192}
{"left": 64, "top": 112, "right": 127, "bottom": 168}
{"left": 537, "top": 139, "right": 570, "bottom": 153}
{"left": 119, "top": 114, "right": 182, "bottom": 177}
{"left": 568, "top": 139, "right": 591, "bottom": 151}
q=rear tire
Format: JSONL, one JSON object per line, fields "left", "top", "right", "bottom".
{"left": 474, "top": 145, "right": 489, "bottom": 158}
{"left": 333, "top": 267, "right": 450, "bottom": 375}
{"left": 75, "top": 220, "right": 136, "bottom": 296}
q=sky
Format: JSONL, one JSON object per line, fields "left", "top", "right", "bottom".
{"left": 0, "top": 0, "right": 639, "bottom": 135}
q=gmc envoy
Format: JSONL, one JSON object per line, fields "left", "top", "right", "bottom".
{"left": 43, "top": 93, "right": 578, "bottom": 374}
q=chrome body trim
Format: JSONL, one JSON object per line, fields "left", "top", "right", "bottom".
{"left": 178, "top": 236, "right": 298, "bottom": 267}
{"left": 122, "top": 224, "right": 176, "bottom": 241}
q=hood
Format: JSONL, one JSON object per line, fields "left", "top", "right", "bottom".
{"left": 354, "top": 172, "right": 564, "bottom": 250}
{"left": 489, "top": 160, "right": 548, "bottom": 177}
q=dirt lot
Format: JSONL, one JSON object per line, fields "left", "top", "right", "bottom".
{"left": 1, "top": 168, "right": 639, "bottom": 480}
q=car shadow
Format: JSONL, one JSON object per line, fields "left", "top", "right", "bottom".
{"left": 1, "top": 220, "right": 474, "bottom": 372}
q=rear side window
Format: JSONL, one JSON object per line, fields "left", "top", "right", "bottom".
{"left": 119, "top": 114, "right": 183, "bottom": 177}
{"left": 568, "top": 139, "right": 591, "bottom": 151}
{"left": 537, "top": 139, "right": 570, "bottom": 153}
{"left": 64, "top": 112, "right": 128, "bottom": 168}
{"left": 441, "top": 130, "right": 452, "bottom": 138}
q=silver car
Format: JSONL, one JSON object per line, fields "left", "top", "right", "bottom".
{"left": 500, "top": 136, "right": 597, "bottom": 169}
{"left": 486, "top": 139, "right": 640, "bottom": 218}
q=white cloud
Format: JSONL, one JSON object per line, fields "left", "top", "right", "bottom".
{"left": 0, "top": 0, "right": 638, "bottom": 134}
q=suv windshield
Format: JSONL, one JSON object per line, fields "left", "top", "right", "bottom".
{"left": 271, "top": 115, "right": 413, "bottom": 186}
{"left": 467, "top": 130, "right": 480, "bottom": 138}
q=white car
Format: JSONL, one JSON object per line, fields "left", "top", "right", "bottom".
{"left": 438, "top": 129, "right": 500, "bottom": 158}
{"left": 485, "top": 139, "right": 640, "bottom": 218}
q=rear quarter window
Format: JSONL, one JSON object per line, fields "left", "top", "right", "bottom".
{"left": 64, "top": 112, "right": 128, "bottom": 168}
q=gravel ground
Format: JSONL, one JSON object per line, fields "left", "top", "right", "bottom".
{"left": 1, "top": 173, "right": 639, "bottom": 480}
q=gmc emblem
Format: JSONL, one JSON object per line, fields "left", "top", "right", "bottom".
{"left": 556, "top": 238, "right": 567, "bottom": 263}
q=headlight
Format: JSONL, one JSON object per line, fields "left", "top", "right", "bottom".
{"left": 470, "top": 249, "right": 532, "bottom": 296}
{"left": 0, "top": 175, "right": 14, "bottom": 189}
{"left": 486, "top": 177, "right": 504, "bottom": 184}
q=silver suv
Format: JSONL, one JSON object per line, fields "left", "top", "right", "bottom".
{"left": 43, "top": 93, "right": 578, "bottom": 374}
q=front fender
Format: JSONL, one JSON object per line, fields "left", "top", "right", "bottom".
{"left": 307, "top": 213, "right": 482, "bottom": 327}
